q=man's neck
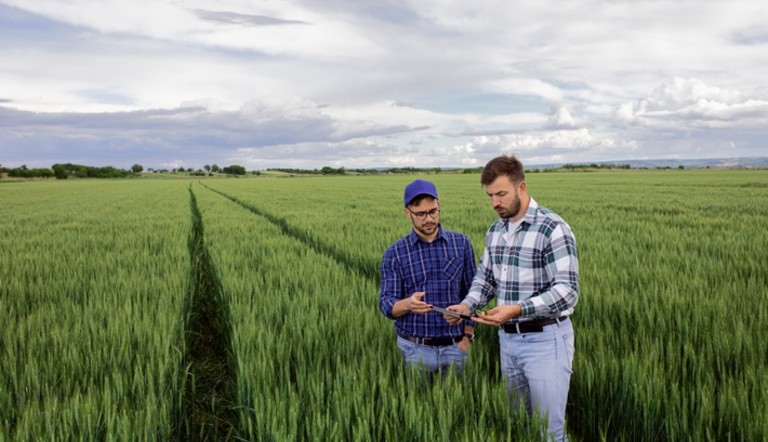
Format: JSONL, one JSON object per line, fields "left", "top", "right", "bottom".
{"left": 507, "top": 195, "right": 530, "bottom": 223}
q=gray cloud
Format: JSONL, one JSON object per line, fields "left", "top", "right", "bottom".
{"left": 192, "top": 9, "right": 309, "bottom": 26}
{"left": 729, "top": 27, "right": 768, "bottom": 45}
{"left": 1, "top": 1, "right": 767, "bottom": 169}
{"left": 0, "top": 102, "right": 421, "bottom": 168}
{"left": 74, "top": 89, "right": 136, "bottom": 106}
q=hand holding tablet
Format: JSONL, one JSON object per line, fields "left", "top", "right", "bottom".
{"left": 430, "top": 305, "right": 473, "bottom": 321}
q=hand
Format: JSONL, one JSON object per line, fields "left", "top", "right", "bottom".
{"left": 443, "top": 303, "right": 471, "bottom": 325}
{"left": 457, "top": 335, "right": 472, "bottom": 353}
{"left": 473, "top": 305, "right": 521, "bottom": 326}
{"left": 391, "top": 292, "right": 432, "bottom": 317}
{"left": 406, "top": 291, "right": 432, "bottom": 314}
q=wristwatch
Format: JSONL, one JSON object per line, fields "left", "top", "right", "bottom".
{"left": 464, "top": 333, "right": 475, "bottom": 342}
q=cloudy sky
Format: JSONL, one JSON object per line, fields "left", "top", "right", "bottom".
{"left": 1, "top": 0, "right": 767, "bottom": 170}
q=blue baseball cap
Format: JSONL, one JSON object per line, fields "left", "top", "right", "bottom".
{"left": 403, "top": 179, "right": 438, "bottom": 206}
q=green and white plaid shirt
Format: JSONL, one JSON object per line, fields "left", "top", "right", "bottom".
{"left": 463, "top": 198, "right": 579, "bottom": 319}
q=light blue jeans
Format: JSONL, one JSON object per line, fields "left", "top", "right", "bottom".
{"left": 498, "top": 318, "right": 574, "bottom": 442}
{"left": 396, "top": 336, "right": 468, "bottom": 378}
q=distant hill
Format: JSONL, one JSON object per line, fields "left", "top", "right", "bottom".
{"left": 528, "top": 156, "right": 768, "bottom": 170}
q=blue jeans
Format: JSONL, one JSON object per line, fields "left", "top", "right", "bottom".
{"left": 396, "top": 336, "right": 468, "bottom": 378}
{"left": 498, "top": 318, "right": 574, "bottom": 442}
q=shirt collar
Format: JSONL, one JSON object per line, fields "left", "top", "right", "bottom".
{"left": 523, "top": 197, "right": 539, "bottom": 225}
{"left": 499, "top": 197, "right": 539, "bottom": 230}
{"left": 408, "top": 225, "right": 444, "bottom": 245}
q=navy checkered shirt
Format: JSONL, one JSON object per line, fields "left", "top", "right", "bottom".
{"left": 379, "top": 227, "right": 476, "bottom": 338}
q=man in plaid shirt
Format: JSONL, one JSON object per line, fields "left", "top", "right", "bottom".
{"left": 379, "top": 179, "right": 477, "bottom": 379}
{"left": 446, "top": 155, "right": 579, "bottom": 441}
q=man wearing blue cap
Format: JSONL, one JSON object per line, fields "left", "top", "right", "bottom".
{"left": 379, "top": 179, "right": 477, "bottom": 378}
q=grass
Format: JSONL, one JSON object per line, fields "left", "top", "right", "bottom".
{"left": 1, "top": 169, "right": 766, "bottom": 440}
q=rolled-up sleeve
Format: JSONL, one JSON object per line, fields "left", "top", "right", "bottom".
{"left": 459, "top": 236, "right": 478, "bottom": 325}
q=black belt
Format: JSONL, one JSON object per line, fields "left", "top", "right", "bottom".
{"left": 399, "top": 335, "right": 463, "bottom": 347}
{"left": 502, "top": 317, "right": 568, "bottom": 334}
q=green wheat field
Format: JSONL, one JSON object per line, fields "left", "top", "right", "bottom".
{"left": 1, "top": 169, "right": 766, "bottom": 441}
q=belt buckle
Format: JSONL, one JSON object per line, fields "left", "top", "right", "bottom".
{"left": 501, "top": 322, "right": 519, "bottom": 334}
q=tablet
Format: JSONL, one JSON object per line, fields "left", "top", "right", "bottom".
{"left": 430, "top": 305, "right": 472, "bottom": 321}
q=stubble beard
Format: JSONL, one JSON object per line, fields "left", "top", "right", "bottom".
{"left": 416, "top": 222, "right": 438, "bottom": 237}
{"left": 495, "top": 193, "right": 521, "bottom": 219}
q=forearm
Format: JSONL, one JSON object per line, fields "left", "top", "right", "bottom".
{"left": 390, "top": 298, "right": 411, "bottom": 318}
{"left": 518, "top": 280, "right": 578, "bottom": 317}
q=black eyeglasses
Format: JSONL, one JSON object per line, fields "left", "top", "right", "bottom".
{"left": 407, "top": 207, "right": 440, "bottom": 220}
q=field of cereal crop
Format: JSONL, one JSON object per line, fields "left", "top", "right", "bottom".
{"left": 2, "top": 169, "right": 766, "bottom": 440}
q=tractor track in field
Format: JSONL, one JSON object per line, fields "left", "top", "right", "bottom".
{"left": 178, "top": 187, "right": 238, "bottom": 441}
{"left": 200, "top": 183, "right": 379, "bottom": 283}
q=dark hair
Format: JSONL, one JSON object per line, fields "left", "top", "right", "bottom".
{"left": 481, "top": 155, "right": 525, "bottom": 186}
{"left": 407, "top": 195, "right": 437, "bottom": 207}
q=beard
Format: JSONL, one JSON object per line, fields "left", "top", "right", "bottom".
{"left": 495, "top": 192, "right": 521, "bottom": 219}
{"left": 414, "top": 220, "right": 439, "bottom": 237}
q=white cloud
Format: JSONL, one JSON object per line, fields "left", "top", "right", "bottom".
{"left": 487, "top": 78, "right": 565, "bottom": 104}
{"left": 545, "top": 106, "right": 576, "bottom": 129}
{"left": 438, "top": 128, "right": 638, "bottom": 167}
{"left": 615, "top": 77, "right": 768, "bottom": 129}
{"left": 1, "top": 0, "right": 767, "bottom": 169}
{"left": 2, "top": 0, "right": 379, "bottom": 58}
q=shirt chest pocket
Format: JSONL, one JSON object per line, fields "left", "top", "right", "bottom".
{"left": 516, "top": 248, "right": 540, "bottom": 268}
{"left": 514, "top": 248, "right": 541, "bottom": 283}
{"left": 442, "top": 258, "right": 462, "bottom": 282}
{"left": 491, "top": 247, "right": 539, "bottom": 282}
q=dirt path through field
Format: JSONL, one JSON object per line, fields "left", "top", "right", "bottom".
{"left": 179, "top": 188, "right": 237, "bottom": 440}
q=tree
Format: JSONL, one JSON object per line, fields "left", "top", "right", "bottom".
{"left": 131, "top": 164, "right": 143, "bottom": 173}
{"left": 7, "top": 165, "right": 54, "bottom": 178}
{"left": 222, "top": 165, "right": 246, "bottom": 175}
{"left": 53, "top": 164, "right": 69, "bottom": 180}
{"left": 321, "top": 166, "right": 346, "bottom": 175}
{"left": 211, "top": 164, "right": 220, "bottom": 173}
{"left": 204, "top": 165, "right": 211, "bottom": 172}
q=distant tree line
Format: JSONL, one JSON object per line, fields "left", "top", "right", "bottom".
{"left": 2, "top": 161, "right": 695, "bottom": 180}
{"left": 148, "top": 164, "right": 249, "bottom": 176}
{"left": 52, "top": 163, "right": 135, "bottom": 179}
{"left": 266, "top": 166, "right": 449, "bottom": 175}
{"left": 267, "top": 166, "right": 348, "bottom": 175}
{"left": 560, "top": 163, "right": 631, "bottom": 170}
{"left": 0, "top": 163, "right": 135, "bottom": 179}
{"left": 1, "top": 165, "right": 55, "bottom": 178}
{"left": 1, "top": 162, "right": 252, "bottom": 179}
